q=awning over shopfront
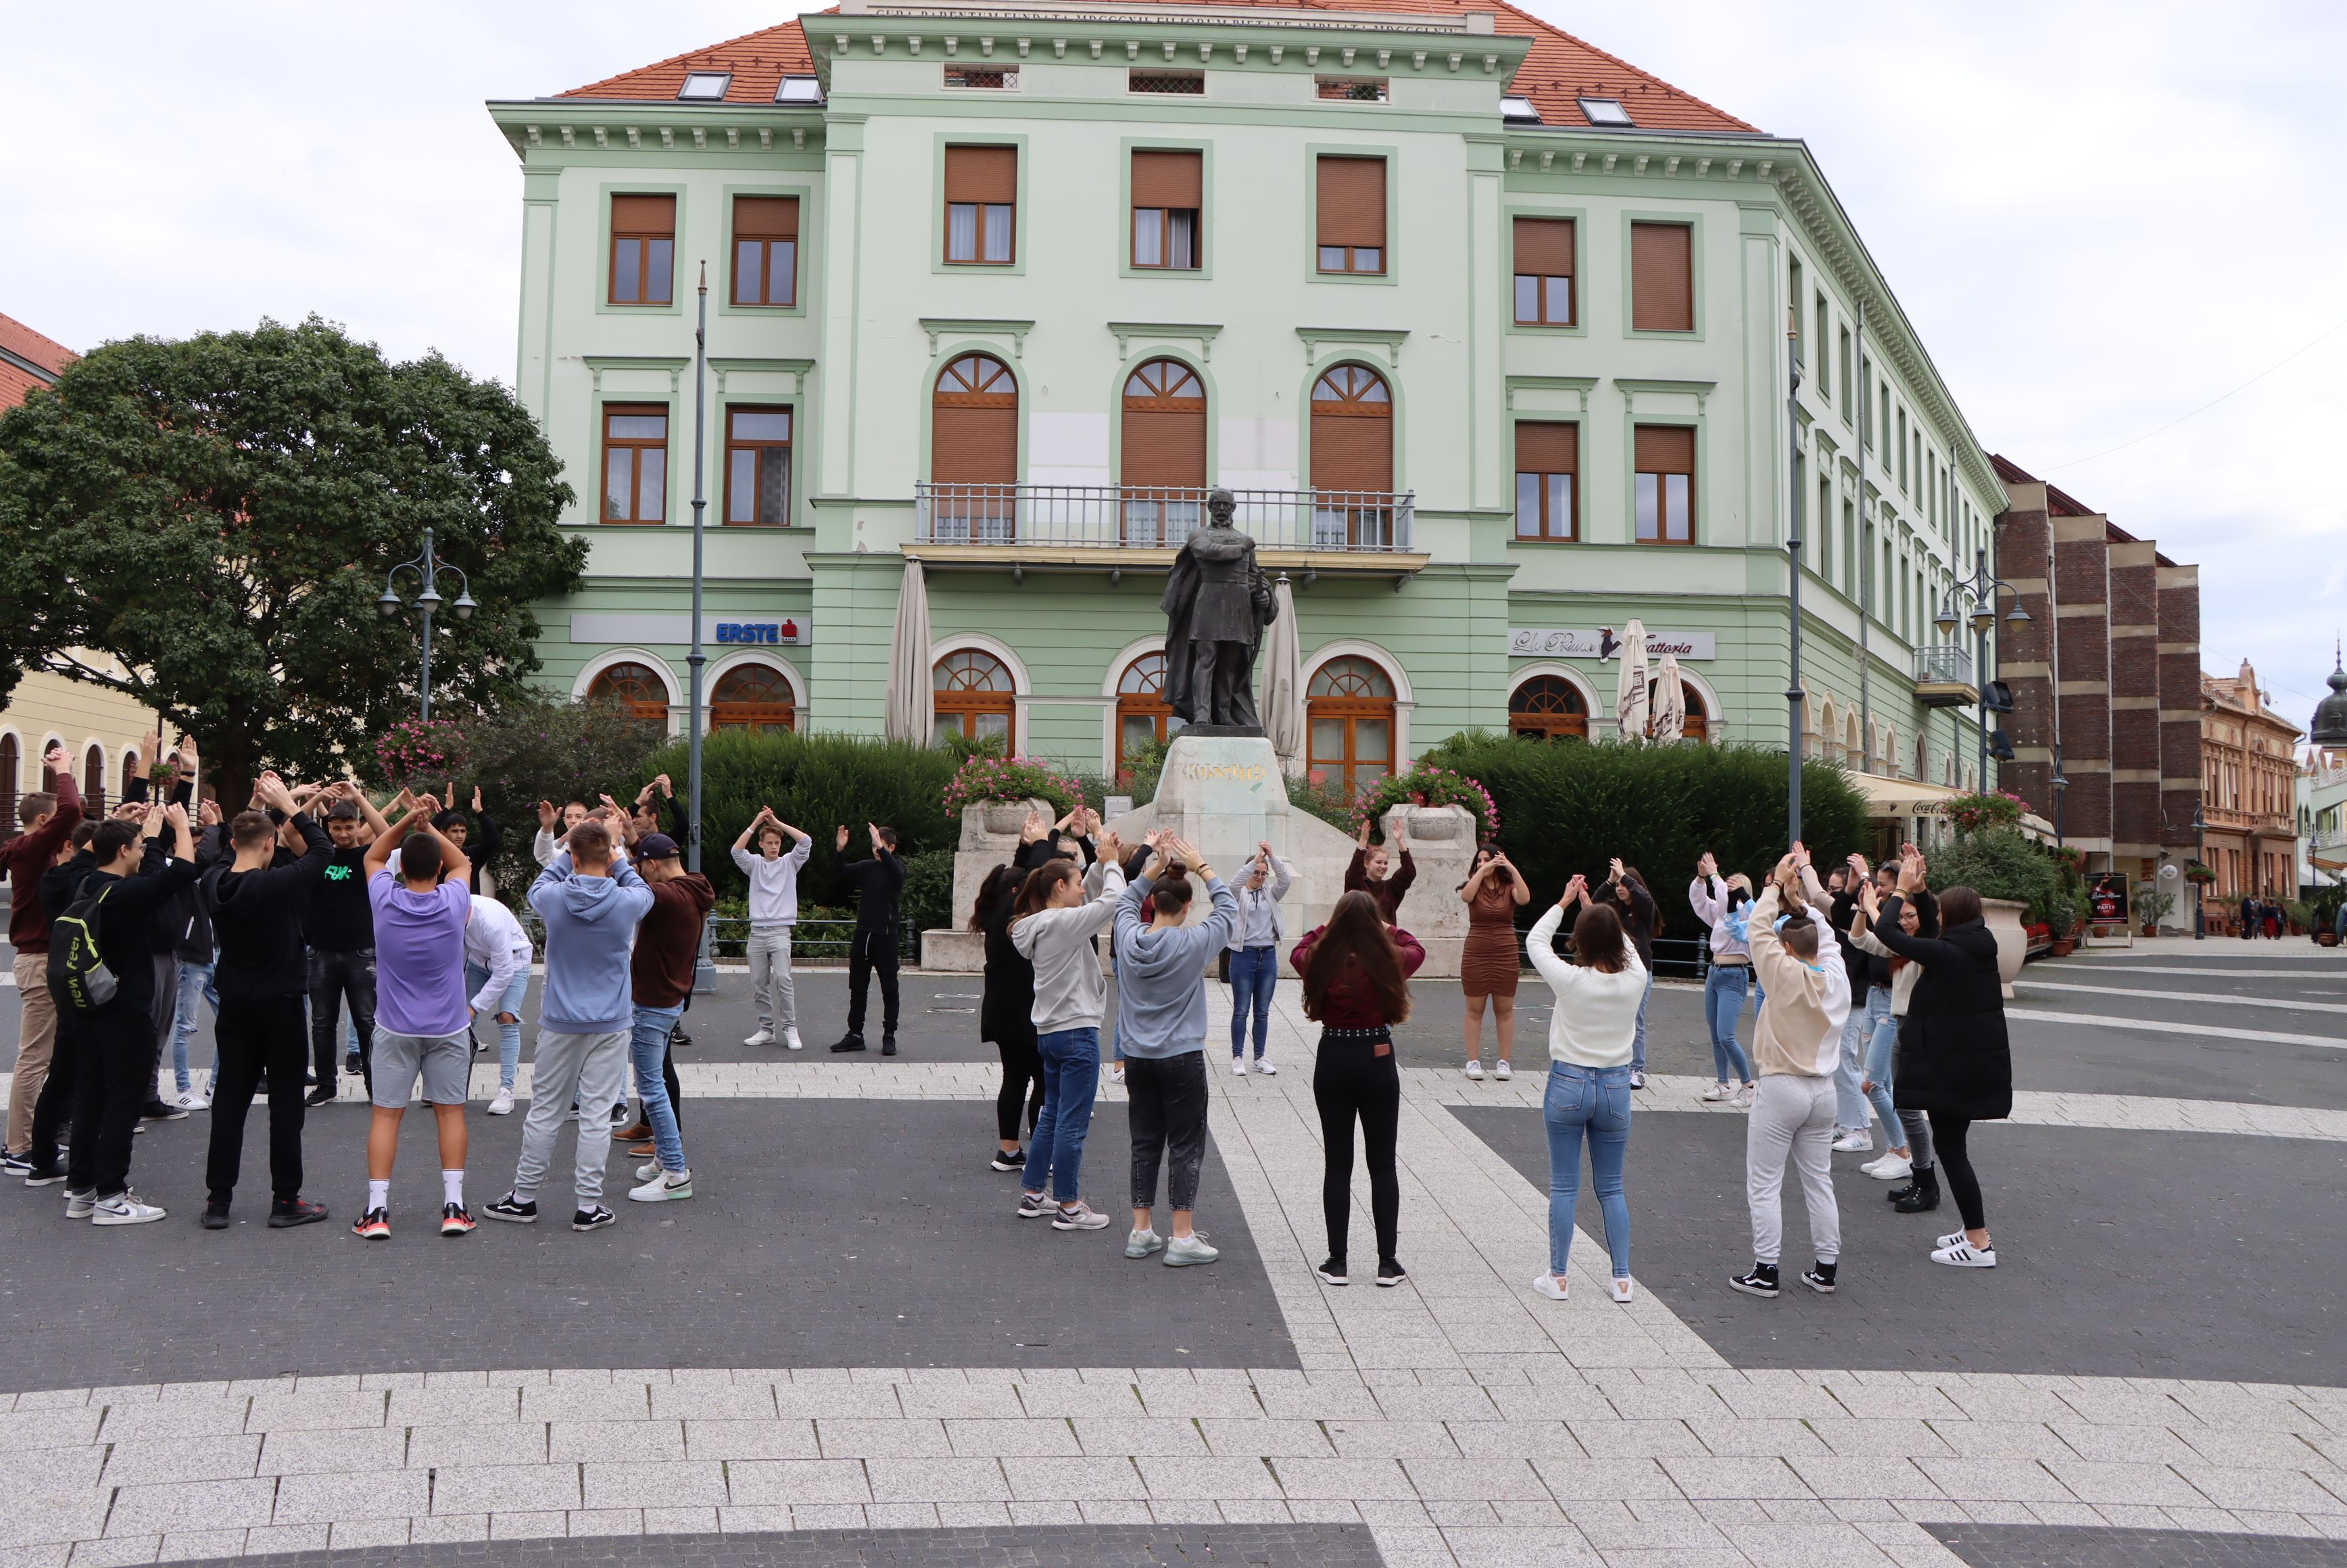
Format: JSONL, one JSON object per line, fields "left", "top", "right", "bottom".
{"left": 1848, "top": 773, "right": 1967, "bottom": 819}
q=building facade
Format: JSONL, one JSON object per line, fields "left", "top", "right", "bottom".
{"left": 2199, "top": 661, "right": 2301, "bottom": 910}
{"left": 486, "top": 0, "right": 2007, "bottom": 790}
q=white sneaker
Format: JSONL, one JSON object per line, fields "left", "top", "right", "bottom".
{"left": 64, "top": 1188, "right": 97, "bottom": 1219}
{"left": 92, "top": 1192, "right": 167, "bottom": 1226}
{"left": 1862, "top": 1153, "right": 1912, "bottom": 1181}
{"left": 1494, "top": 1060, "right": 1512, "bottom": 1081}
{"left": 1610, "top": 1277, "right": 1635, "bottom": 1304}
{"left": 783, "top": 1027, "right": 804, "bottom": 1051}
{"left": 1701, "top": 1083, "right": 1733, "bottom": 1102}
{"left": 1930, "top": 1238, "right": 1996, "bottom": 1268}
{"left": 1251, "top": 1058, "right": 1277, "bottom": 1076}
{"left": 1463, "top": 1060, "right": 1484, "bottom": 1081}
{"left": 1831, "top": 1130, "right": 1872, "bottom": 1153}
{"left": 1231, "top": 1058, "right": 1249, "bottom": 1078}
{"left": 1935, "top": 1229, "right": 1971, "bottom": 1250}
{"left": 637, "top": 1160, "right": 661, "bottom": 1182}
{"left": 1051, "top": 1201, "right": 1112, "bottom": 1231}
{"left": 173, "top": 1090, "right": 208, "bottom": 1112}
{"left": 488, "top": 1088, "right": 515, "bottom": 1116}
{"left": 1733, "top": 1084, "right": 1756, "bottom": 1108}
{"left": 1163, "top": 1233, "right": 1220, "bottom": 1267}
{"left": 1530, "top": 1273, "right": 1568, "bottom": 1301}
{"left": 744, "top": 1029, "right": 776, "bottom": 1047}
{"left": 628, "top": 1168, "right": 693, "bottom": 1203}
{"left": 1109, "top": 1063, "right": 1125, "bottom": 1085}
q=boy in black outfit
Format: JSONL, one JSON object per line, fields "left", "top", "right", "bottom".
{"left": 829, "top": 823, "right": 905, "bottom": 1056}
{"left": 201, "top": 773, "right": 333, "bottom": 1229}
{"left": 308, "top": 791, "right": 381, "bottom": 1101}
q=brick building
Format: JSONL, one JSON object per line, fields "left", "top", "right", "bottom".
{"left": 1991, "top": 457, "right": 2202, "bottom": 910}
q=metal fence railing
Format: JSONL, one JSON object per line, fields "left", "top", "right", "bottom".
{"left": 913, "top": 483, "right": 1417, "bottom": 554}
{"left": 1914, "top": 644, "right": 1974, "bottom": 686}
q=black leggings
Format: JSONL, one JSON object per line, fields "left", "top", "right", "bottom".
{"left": 1313, "top": 1031, "right": 1401, "bottom": 1266}
{"left": 996, "top": 1032, "right": 1044, "bottom": 1143}
{"left": 1928, "top": 1110, "right": 1986, "bottom": 1231}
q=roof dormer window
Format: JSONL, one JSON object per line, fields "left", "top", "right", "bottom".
{"left": 775, "top": 76, "right": 824, "bottom": 104}
{"left": 678, "top": 72, "right": 731, "bottom": 101}
{"left": 1577, "top": 96, "right": 1632, "bottom": 126}
{"left": 1501, "top": 95, "right": 1539, "bottom": 123}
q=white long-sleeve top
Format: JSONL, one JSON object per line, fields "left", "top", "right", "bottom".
{"left": 1849, "top": 912, "right": 1923, "bottom": 1016}
{"left": 1009, "top": 859, "right": 1128, "bottom": 1035}
{"left": 732, "top": 834, "right": 815, "bottom": 926}
{"left": 1688, "top": 875, "right": 1751, "bottom": 963}
{"left": 1226, "top": 854, "right": 1292, "bottom": 950}
{"left": 1524, "top": 902, "right": 1649, "bottom": 1069}
{"left": 463, "top": 894, "right": 534, "bottom": 1014}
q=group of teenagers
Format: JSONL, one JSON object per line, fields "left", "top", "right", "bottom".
{"left": 971, "top": 807, "right": 2014, "bottom": 1298}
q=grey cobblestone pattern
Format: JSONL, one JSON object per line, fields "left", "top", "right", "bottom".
{"left": 0, "top": 1100, "right": 1294, "bottom": 1390}
{"left": 1931, "top": 1521, "right": 2347, "bottom": 1566}
{"left": 135, "top": 1522, "right": 1385, "bottom": 1568}
{"left": 1450, "top": 1106, "right": 2346, "bottom": 1385}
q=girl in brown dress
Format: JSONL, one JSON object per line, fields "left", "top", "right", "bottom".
{"left": 1459, "top": 843, "right": 1530, "bottom": 1080}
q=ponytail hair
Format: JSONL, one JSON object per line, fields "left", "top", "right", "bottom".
{"left": 1013, "top": 859, "right": 1078, "bottom": 922}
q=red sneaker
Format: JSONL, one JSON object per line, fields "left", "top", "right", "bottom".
{"left": 352, "top": 1207, "right": 391, "bottom": 1240}
{"left": 439, "top": 1202, "right": 477, "bottom": 1237}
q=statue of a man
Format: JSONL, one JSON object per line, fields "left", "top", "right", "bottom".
{"left": 1161, "top": 488, "right": 1277, "bottom": 731}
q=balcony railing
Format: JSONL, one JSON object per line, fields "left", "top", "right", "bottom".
{"left": 1914, "top": 645, "right": 1975, "bottom": 686}
{"left": 914, "top": 484, "right": 1416, "bottom": 554}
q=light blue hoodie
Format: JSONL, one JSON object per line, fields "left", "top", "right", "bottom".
{"left": 1113, "top": 872, "right": 1238, "bottom": 1058}
{"left": 529, "top": 853, "right": 654, "bottom": 1035}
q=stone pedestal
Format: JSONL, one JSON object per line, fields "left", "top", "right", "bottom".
{"left": 920, "top": 797, "right": 1055, "bottom": 973}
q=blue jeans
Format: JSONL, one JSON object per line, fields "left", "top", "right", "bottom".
{"left": 170, "top": 958, "right": 219, "bottom": 1092}
{"left": 1834, "top": 989, "right": 1870, "bottom": 1130}
{"left": 1229, "top": 947, "right": 1278, "bottom": 1058}
{"left": 1543, "top": 1061, "right": 1632, "bottom": 1279}
{"left": 1023, "top": 1027, "right": 1102, "bottom": 1203}
{"left": 1630, "top": 971, "right": 1653, "bottom": 1073}
{"left": 1702, "top": 964, "right": 1753, "bottom": 1084}
{"left": 1860, "top": 989, "right": 1901, "bottom": 1144}
{"left": 629, "top": 1003, "right": 687, "bottom": 1173}
{"left": 466, "top": 960, "right": 529, "bottom": 1089}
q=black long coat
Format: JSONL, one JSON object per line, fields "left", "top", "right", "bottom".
{"left": 1870, "top": 911, "right": 2013, "bottom": 1121}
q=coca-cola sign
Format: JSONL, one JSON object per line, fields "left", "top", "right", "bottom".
{"left": 1508, "top": 628, "right": 1715, "bottom": 662}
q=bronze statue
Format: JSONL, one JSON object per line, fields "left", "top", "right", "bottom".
{"left": 1160, "top": 488, "right": 1278, "bottom": 732}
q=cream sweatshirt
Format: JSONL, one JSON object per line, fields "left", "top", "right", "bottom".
{"left": 1524, "top": 903, "right": 1649, "bottom": 1069}
{"left": 1745, "top": 882, "right": 1850, "bottom": 1077}
{"left": 1009, "top": 859, "right": 1126, "bottom": 1035}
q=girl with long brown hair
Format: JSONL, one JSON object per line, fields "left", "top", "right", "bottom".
{"left": 1290, "top": 890, "right": 1424, "bottom": 1288}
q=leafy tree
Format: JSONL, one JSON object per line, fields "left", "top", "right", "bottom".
{"left": 0, "top": 316, "right": 585, "bottom": 805}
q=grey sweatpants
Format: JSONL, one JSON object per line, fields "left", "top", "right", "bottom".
{"left": 1745, "top": 1073, "right": 1840, "bottom": 1266}
{"left": 746, "top": 927, "right": 796, "bottom": 1031}
{"left": 513, "top": 1029, "right": 630, "bottom": 1206}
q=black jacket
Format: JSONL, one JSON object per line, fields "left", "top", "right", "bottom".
{"left": 979, "top": 899, "right": 1037, "bottom": 1049}
{"left": 833, "top": 843, "right": 906, "bottom": 930}
{"left": 1870, "top": 910, "right": 2011, "bottom": 1121}
{"left": 1829, "top": 886, "right": 1872, "bottom": 996}
{"left": 1595, "top": 875, "right": 1658, "bottom": 965}
{"left": 205, "top": 816, "right": 331, "bottom": 1001}
{"left": 59, "top": 856, "right": 201, "bottom": 1017}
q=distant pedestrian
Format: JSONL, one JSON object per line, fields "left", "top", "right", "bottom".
{"left": 1688, "top": 854, "right": 1758, "bottom": 1106}
{"left": 1226, "top": 841, "right": 1290, "bottom": 1077}
{"left": 1458, "top": 843, "right": 1530, "bottom": 1081}
{"left": 1009, "top": 841, "right": 1128, "bottom": 1231}
{"left": 731, "top": 808, "right": 813, "bottom": 1050}
{"left": 829, "top": 823, "right": 906, "bottom": 1056}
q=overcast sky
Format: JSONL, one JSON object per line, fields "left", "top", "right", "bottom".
{"left": 7, "top": 2, "right": 2342, "bottom": 733}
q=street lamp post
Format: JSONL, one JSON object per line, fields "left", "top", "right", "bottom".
{"left": 377, "top": 526, "right": 477, "bottom": 721}
{"left": 1933, "top": 546, "right": 2029, "bottom": 793}
{"left": 1785, "top": 305, "right": 1805, "bottom": 843}
{"left": 687, "top": 262, "right": 717, "bottom": 994}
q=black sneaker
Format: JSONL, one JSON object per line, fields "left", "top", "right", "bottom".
{"left": 881, "top": 1034, "right": 898, "bottom": 1057}
{"left": 0, "top": 1152, "right": 32, "bottom": 1177}
{"left": 990, "top": 1148, "right": 1027, "bottom": 1172}
{"left": 304, "top": 1085, "right": 336, "bottom": 1107}
{"left": 482, "top": 1192, "right": 539, "bottom": 1223}
{"left": 572, "top": 1204, "right": 616, "bottom": 1232}
{"left": 24, "top": 1164, "right": 67, "bottom": 1187}
{"left": 610, "top": 1103, "right": 630, "bottom": 1126}
{"left": 343, "top": 1053, "right": 362, "bottom": 1076}
{"left": 1315, "top": 1258, "right": 1349, "bottom": 1286}
{"left": 1729, "top": 1263, "right": 1781, "bottom": 1298}
{"left": 270, "top": 1197, "right": 329, "bottom": 1229}
{"left": 670, "top": 1025, "right": 692, "bottom": 1048}
{"left": 141, "top": 1099, "right": 189, "bottom": 1122}
{"left": 829, "top": 1034, "right": 867, "bottom": 1054}
{"left": 1376, "top": 1258, "right": 1409, "bottom": 1288}
{"left": 201, "top": 1198, "right": 232, "bottom": 1230}
{"left": 1801, "top": 1260, "right": 1838, "bottom": 1294}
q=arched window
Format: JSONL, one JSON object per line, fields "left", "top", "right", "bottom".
{"left": 1844, "top": 712, "right": 1862, "bottom": 768}
{"left": 1120, "top": 359, "right": 1207, "bottom": 545}
{"left": 1648, "top": 681, "right": 1709, "bottom": 743}
{"left": 1307, "top": 656, "right": 1396, "bottom": 798}
{"left": 933, "top": 648, "right": 1015, "bottom": 748}
{"left": 40, "top": 739, "right": 63, "bottom": 795}
{"left": 1115, "top": 651, "right": 1186, "bottom": 772}
{"left": 710, "top": 664, "right": 795, "bottom": 735}
{"left": 83, "top": 743, "right": 107, "bottom": 815}
{"left": 1309, "top": 364, "right": 1394, "bottom": 548}
{"left": 930, "top": 353, "right": 1018, "bottom": 543}
{"left": 0, "top": 733, "right": 18, "bottom": 835}
{"left": 1509, "top": 676, "right": 1587, "bottom": 741}
{"left": 120, "top": 749, "right": 141, "bottom": 803}
{"left": 589, "top": 661, "right": 673, "bottom": 722}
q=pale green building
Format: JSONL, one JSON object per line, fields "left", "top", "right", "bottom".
{"left": 487, "top": 0, "right": 2008, "bottom": 801}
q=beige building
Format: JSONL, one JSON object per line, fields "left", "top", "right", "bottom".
{"left": 2198, "top": 660, "right": 2302, "bottom": 913}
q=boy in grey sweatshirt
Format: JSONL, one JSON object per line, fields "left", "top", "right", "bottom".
{"left": 1112, "top": 833, "right": 1238, "bottom": 1266}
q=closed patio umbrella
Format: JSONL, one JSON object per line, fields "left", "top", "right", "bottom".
{"left": 885, "top": 559, "right": 935, "bottom": 744}
{"left": 1614, "top": 618, "right": 1650, "bottom": 742}
{"left": 1263, "top": 572, "right": 1304, "bottom": 766}
{"left": 1651, "top": 650, "right": 1687, "bottom": 742}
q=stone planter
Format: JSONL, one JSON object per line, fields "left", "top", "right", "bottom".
{"left": 982, "top": 802, "right": 1034, "bottom": 835}
{"left": 1981, "top": 898, "right": 2028, "bottom": 998}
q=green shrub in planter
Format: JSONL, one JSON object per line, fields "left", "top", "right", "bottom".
{"left": 1922, "top": 827, "right": 2068, "bottom": 927}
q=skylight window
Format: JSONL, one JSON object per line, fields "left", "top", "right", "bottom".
{"left": 1577, "top": 96, "right": 1632, "bottom": 126}
{"left": 775, "top": 76, "right": 824, "bottom": 103}
{"left": 678, "top": 72, "right": 731, "bottom": 101}
{"left": 1501, "top": 95, "right": 1540, "bottom": 123}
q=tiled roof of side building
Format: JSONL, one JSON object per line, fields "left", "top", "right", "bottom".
{"left": 556, "top": 3, "right": 1758, "bottom": 133}
{"left": 0, "top": 311, "right": 76, "bottom": 412}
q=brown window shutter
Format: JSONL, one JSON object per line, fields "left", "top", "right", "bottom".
{"left": 1630, "top": 222, "right": 1693, "bottom": 331}
{"left": 931, "top": 405, "right": 1017, "bottom": 485}
{"left": 1512, "top": 216, "right": 1574, "bottom": 275}
{"left": 1131, "top": 150, "right": 1203, "bottom": 209}
{"left": 1315, "top": 156, "right": 1386, "bottom": 247}
{"left": 1311, "top": 408, "right": 1393, "bottom": 492}
{"left": 1121, "top": 408, "right": 1207, "bottom": 489}
{"left": 1633, "top": 424, "right": 1694, "bottom": 474}
{"left": 945, "top": 145, "right": 1019, "bottom": 203}
{"left": 733, "top": 195, "right": 798, "bottom": 238}
{"left": 1515, "top": 421, "right": 1578, "bottom": 473}
{"left": 611, "top": 194, "right": 676, "bottom": 235}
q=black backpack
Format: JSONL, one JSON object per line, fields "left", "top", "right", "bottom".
{"left": 47, "top": 883, "right": 119, "bottom": 1012}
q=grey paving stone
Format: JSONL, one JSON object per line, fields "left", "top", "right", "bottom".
{"left": 1930, "top": 1521, "right": 2347, "bottom": 1567}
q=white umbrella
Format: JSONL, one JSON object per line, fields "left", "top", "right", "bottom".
{"left": 1614, "top": 618, "right": 1650, "bottom": 742}
{"left": 1651, "top": 650, "right": 1687, "bottom": 742}
{"left": 1263, "top": 572, "right": 1304, "bottom": 765}
{"left": 884, "top": 559, "right": 935, "bottom": 745}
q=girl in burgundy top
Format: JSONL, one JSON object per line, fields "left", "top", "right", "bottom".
{"left": 1292, "top": 892, "right": 1426, "bottom": 1288}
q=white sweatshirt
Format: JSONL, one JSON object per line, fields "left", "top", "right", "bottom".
{"left": 1524, "top": 902, "right": 1649, "bottom": 1069}
{"left": 731, "top": 834, "right": 815, "bottom": 927}
{"left": 1009, "top": 860, "right": 1128, "bottom": 1035}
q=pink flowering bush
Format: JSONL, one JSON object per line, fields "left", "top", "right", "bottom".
{"left": 372, "top": 718, "right": 471, "bottom": 789}
{"left": 1944, "top": 788, "right": 2031, "bottom": 835}
{"left": 942, "top": 754, "right": 1086, "bottom": 818}
{"left": 1355, "top": 761, "right": 1501, "bottom": 840}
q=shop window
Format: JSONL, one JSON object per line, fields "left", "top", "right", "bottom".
{"left": 1307, "top": 656, "right": 1395, "bottom": 798}
{"left": 934, "top": 649, "right": 1015, "bottom": 747}
{"left": 589, "top": 662, "right": 672, "bottom": 722}
{"left": 710, "top": 664, "right": 795, "bottom": 734}
{"left": 1508, "top": 676, "right": 1587, "bottom": 741}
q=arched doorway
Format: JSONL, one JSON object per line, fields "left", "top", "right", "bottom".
{"left": 710, "top": 663, "right": 796, "bottom": 734}
{"left": 1115, "top": 651, "right": 1185, "bottom": 773}
{"left": 933, "top": 648, "right": 1015, "bottom": 748}
{"left": 1509, "top": 675, "right": 1587, "bottom": 741}
{"left": 83, "top": 743, "right": 107, "bottom": 814}
{"left": 1309, "top": 364, "right": 1394, "bottom": 548}
{"left": 1307, "top": 655, "right": 1396, "bottom": 797}
{"left": 0, "top": 733, "right": 18, "bottom": 834}
{"left": 119, "top": 748, "right": 141, "bottom": 803}
{"left": 1647, "top": 680, "right": 1710, "bottom": 743}
{"left": 931, "top": 353, "right": 1018, "bottom": 542}
{"left": 589, "top": 661, "right": 673, "bottom": 723}
{"left": 1120, "top": 359, "right": 1206, "bottom": 545}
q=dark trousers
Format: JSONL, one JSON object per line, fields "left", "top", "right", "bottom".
{"left": 28, "top": 1008, "right": 83, "bottom": 1173}
{"left": 205, "top": 996, "right": 310, "bottom": 1201}
{"left": 844, "top": 925, "right": 900, "bottom": 1037}
{"left": 308, "top": 948, "right": 376, "bottom": 1092}
{"left": 996, "top": 1031, "right": 1044, "bottom": 1143}
{"left": 1928, "top": 1110, "right": 1986, "bottom": 1231}
{"left": 662, "top": 1039, "right": 683, "bottom": 1132}
{"left": 68, "top": 1007, "right": 155, "bottom": 1197}
{"left": 146, "top": 952, "right": 179, "bottom": 1100}
{"left": 1313, "top": 1033, "right": 1402, "bottom": 1265}
{"left": 1126, "top": 1052, "right": 1209, "bottom": 1212}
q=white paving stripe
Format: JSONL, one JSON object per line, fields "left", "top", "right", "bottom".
{"left": 2037, "top": 964, "right": 2347, "bottom": 980}
{"left": 2014, "top": 979, "right": 2347, "bottom": 1016}
{"left": 2004, "top": 1008, "right": 2347, "bottom": 1051}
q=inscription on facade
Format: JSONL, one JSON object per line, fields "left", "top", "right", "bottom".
{"left": 1182, "top": 762, "right": 1269, "bottom": 783}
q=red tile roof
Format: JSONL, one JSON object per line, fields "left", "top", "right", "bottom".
{"left": 1991, "top": 452, "right": 2179, "bottom": 567}
{"left": 557, "top": 3, "right": 1756, "bottom": 133}
{"left": 0, "top": 310, "right": 76, "bottom": 412}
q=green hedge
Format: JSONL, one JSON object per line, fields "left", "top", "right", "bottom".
{"left": 1414, "top": 733, "right": 1868, "bottom": 943}
{"left": 1922, "top": 826, "right": 2077, "bottom": 931}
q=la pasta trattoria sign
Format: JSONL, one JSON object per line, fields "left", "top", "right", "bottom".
{"left": 1507, "top": 628, "right": 1716, "bottom": 662}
